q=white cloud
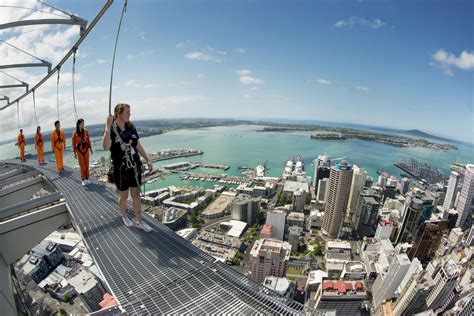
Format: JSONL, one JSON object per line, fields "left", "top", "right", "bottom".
{"left": 240, "top": 76, "right": 264, "bottom": 85}
{"left": 355, "top": 85, "right": 369, "bottom": 92}
{"left": 431, "top": 49, "right": 474, "bottom": 75}
{"left": 307, "top": 78, "right": 332, "bottom": 85}
{"left": 317, "top": 79, "right": 331, "bottom": 85}
{"left": 235, "top": 48, "right": 246, "bottom": 54}
{"left": 127, "top": 49, "right": 155, "bottom": 60}
{"left": 77, "top": 86, "right": 108, "bottom": 93}
{"left": 243, "top": 94, "right": 288, "bottom": 100}
{"left": 124, "top": 79, "right": 139, "bottom": 88}
{"left": 334, "top": 17, "right": 386, "bottom": 29}
{"left": 235, "top": 69, "right": 252, "bottom": 76}
{"left": 196, "top": 73, "right": 205, "bottom": 79}
{"left": 96, "top": 59, "right": 105, "bottom": 64}
{"left": 185, "top": 51, "right": 221, "bottom": 63}
{"left": 138, "top": 32, "right": 146, "bottom": 40}
{"left": 235, "top": 69, "right": 264, "bottom": 85}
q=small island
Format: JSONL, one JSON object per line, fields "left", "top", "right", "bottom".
{"left": 259, "top": 125, "right": 457, "bottom": 151}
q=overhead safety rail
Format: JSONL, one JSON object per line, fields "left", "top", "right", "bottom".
{"left": 0, "top": 0, "right": 114, "bottom": 110}
{"left": 0, "top": 62, "right": 52, "bottom": 72}
{"left": 0, "top": 18, "right": 88, "bottom": 35}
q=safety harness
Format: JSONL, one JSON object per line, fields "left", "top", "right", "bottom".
{"left": 53, "top": 130, "right": 63, "bottom": 151}
{"left": 75, "top": 130, "right": 90, "bottom": 155}
{"left": 18, "top": 134, "right": 25, "bottom": 146}
{"left": 36, "top": 133, "right": 43, "bottom": 146}
{"left": 111, "top": 122, "right": 141, "bottom": 192}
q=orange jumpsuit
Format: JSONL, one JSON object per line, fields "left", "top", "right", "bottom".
{"left": 17, "top": 133, "right": 25, "bottom": 161}
{"left": 51, "top": 129, "right": 66, "bottom": 173}
{"left": 35, "top": 132, "right": 44, "bottom": 163}
{"left": 72, "top": 129, "right": 92, "bottom": 180}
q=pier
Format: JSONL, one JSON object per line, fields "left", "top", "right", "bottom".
{"left": 163, "top": 161, "right": 230, "bottom": 172}
{"left": 394, "top": 158, "right": 445, "bottom": 184}
{"left": 148, "top": 149, "right": 203, "bottom": 162}
{"left": 180, "top": 172, "right": 250, "bottom": 185}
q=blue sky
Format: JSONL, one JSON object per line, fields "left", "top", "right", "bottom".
{"left": 0, "top": 0, "right": 473, "bottom": 142}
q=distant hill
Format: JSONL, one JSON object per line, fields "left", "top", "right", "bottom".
{"left": 403, "top": 129, "right": 456, "bottom": 143}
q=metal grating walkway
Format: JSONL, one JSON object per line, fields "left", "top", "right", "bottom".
{"left": 2, "top": 160, "right": 310, "bottom": 314}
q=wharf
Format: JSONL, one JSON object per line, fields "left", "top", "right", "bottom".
{"left": 180, "top": 172, "right": 249, "bottom": 185}
{"left": 148, "top": 150, "right": 203, "bottom": 162}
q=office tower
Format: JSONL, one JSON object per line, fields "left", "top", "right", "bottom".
{"left": 346, "top": 165, "right": 366, "bottom": 222}
{"left": 443, "top": 171, "right": 461, "bottom": 210}
{"left": 456, "top": 164, "right": 474, "bottom": 228}
{"left": 375, "top": 220, "right": 393, "bottom": 240}
{"left": 352, "top": 188, "right": 380, "bottom": 228}
{"left": 372, "top": 253, "right": 412, "bottom": 308}
{"left": 393, "top": 271, "right": 435, "bottom": 316}
{"left": 265, "top": 210, "right": 286, "bottom": 240}
{"left": 322, "top": 161, "right": 353, "bottom": 238}
{"left": 395, "top": 196, "right": 423, "bottom": 243}
{"left": 248, "top": 239, "right": 291, "bottom": 283}
{"left": 357, "top": 196, "right": 380, "bottom": 237}
{"left": 231, "top": 194, "right": 260, "bottom": 225}
{"left": 294, "top": 188, "right": 306, "bottom": 212}
{"left": 408, "top": 219, "right": 448, "bottom": 265}
{"left": 387, "top": 176, "right": 398, "bottom": 187}
{"left": 426, "top": 259, "right": 460, "bottom": 311}
{"left": 313, "top": 155, "right": 331, "bottom": 191}
{"left": 314, "top": 279, "right": 368, "bottom": 315}
{"left": 378, "top": 175, "right": 386, "bottom": 187}
{"left": 399, "top": 177, "right": 410, "bottom": 194}
{"left": 316, "top": 178, "right": 329, "bottom": 203}
{"left": 68, "top": 270, "right": 106, "bottom": 312}
{"left": 382, "top": 185, "right": 397, "bottom": 203}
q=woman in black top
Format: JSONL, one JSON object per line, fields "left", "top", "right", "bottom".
{"left": 102, "top": 103, "right": 154, "bottom": 232}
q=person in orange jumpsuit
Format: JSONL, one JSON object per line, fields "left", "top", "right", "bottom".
{"left": 51, "top": 120, "right": 66, "bottom": 174}
{"left": 34, "top": 126, "right": 45, "bottom": 164}
{"left": 72, "top": 118, "right": 93, "bottom": 186}
{"left": 17, "top": 129, "right": 26, "bottom": 162}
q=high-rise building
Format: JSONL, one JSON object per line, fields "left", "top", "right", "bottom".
{"left": 346, "top": 165, "right": 366, "bottom": 222}
{"left": 248, "top": 238, "right": 291, "bottom": 283}
{"left": 426, "top": 258, "right": 460, "bottom": 311}
{"left": 443, "top": 171, "right": 461, "bottom": 210}
{"left": 265, "top": 210, "right": 286, "bottom": 240}
{"left": 395, "top": 196, "right": 424, "bottom": 243}
{"left": 316, "top": 178, "right": 329, "bottom": 203}
{"left": 313, "top": 155, "right": 331, "bottom": 191}
{"left": 387, "top": 176, "right": 398, "bottom": 187}
{"left": 393, "top": 271, "right": 435, "bottom": 316}
{"left": 399, "top": 177, "right": 410, "bottom": 194}
{"left": 313, "top": 279, "right": 368, "bottom": 315}
{"left": 408, "top": 219, "right": 448, "bottom": 265}
{"left": 372, "top": 253, "right": 412, "bottom": 308}
{"left": 68, "top": 270, "right": 106, "bottom": 312}
{"left": 455, "top": 164, "right": 474, "bottom": 228}
{"left": 231, "top": 194, "right": 260, "bottom": 225}
{"left": 357, "top": 196, "right": 380, "bottom": 237}
{"left": 375, "top": 220, "right": 394, "bottom": 240}
{"left": 322, "top": 161, "right": 353, "bottom": 238}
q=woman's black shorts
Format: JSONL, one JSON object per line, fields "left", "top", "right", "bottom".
{"left": 113, "top": 163, "right": 142, "bottom": 191}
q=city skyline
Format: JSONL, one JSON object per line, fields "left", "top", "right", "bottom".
{"left": 0, "top": 0, "right": 473, "bottom": 143}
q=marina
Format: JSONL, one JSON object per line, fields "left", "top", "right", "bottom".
{"left": 180, "top": 172, "right": 251, "bottom": 185}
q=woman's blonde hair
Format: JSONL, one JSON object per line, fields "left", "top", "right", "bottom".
{"left": 113, "top": 103, "right": 130, "bottom": 120}
{"left": 113, "top": 103, "right": 133, "bottom": 128}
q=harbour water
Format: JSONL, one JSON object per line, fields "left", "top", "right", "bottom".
{"left": 1, "top": 124, "right": 472, "bottom": 191}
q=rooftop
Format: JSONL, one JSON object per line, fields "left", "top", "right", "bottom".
{"left": 321, "top": 279, "right": 366, "bottom": 296}
{"left": 201, "top": 194, "right": 234, "bottom": 217}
